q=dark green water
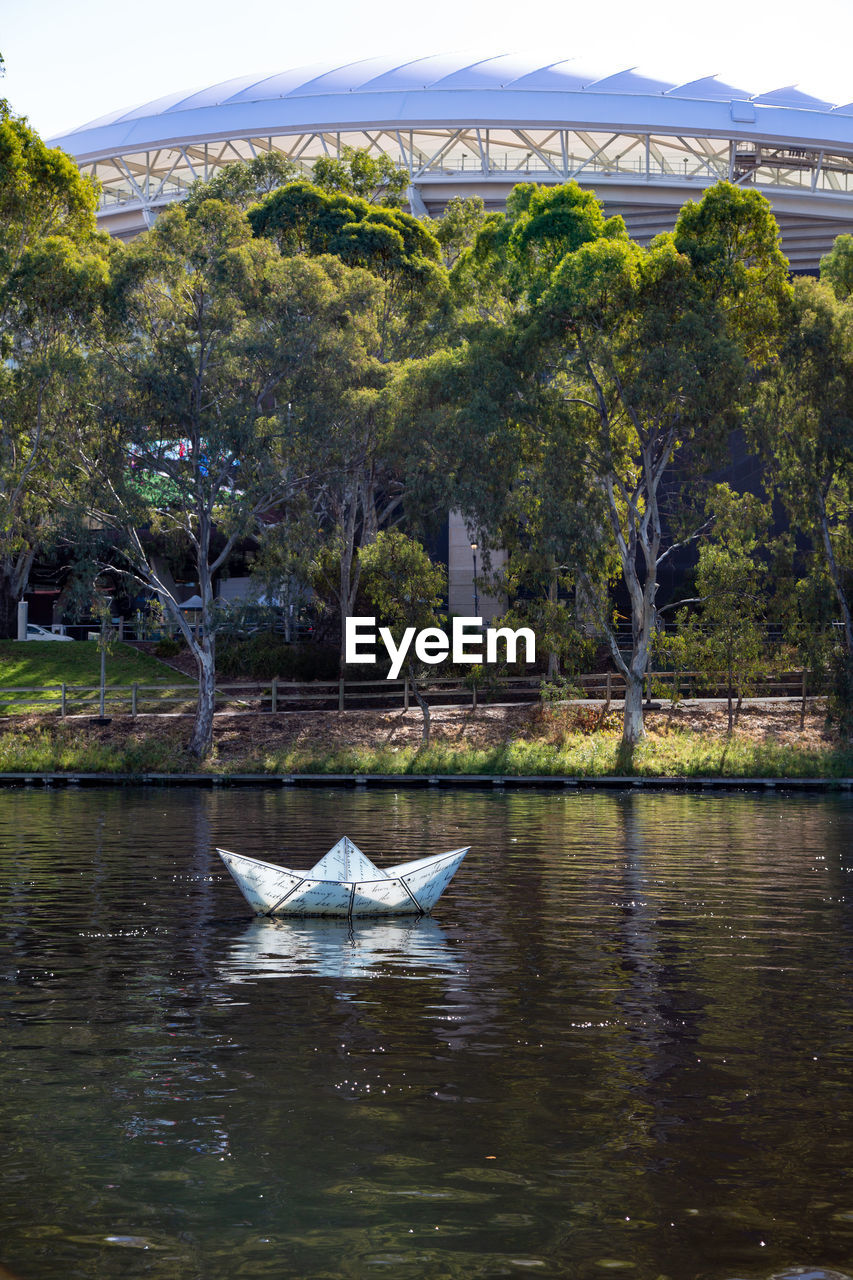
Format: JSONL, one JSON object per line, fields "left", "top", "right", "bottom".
{"left": 1, "top": 786, "right": 852, "bottom": 1280}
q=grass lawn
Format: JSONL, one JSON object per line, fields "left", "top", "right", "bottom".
{"left": 0, "top": 641, "right": 194, "bottom": 714}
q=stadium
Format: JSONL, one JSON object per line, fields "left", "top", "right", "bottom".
{"left": 52, "top": 52, "right": 853, "bottom": 271}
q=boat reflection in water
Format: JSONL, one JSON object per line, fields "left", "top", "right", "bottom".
{"left": 220, "top": 913, "right": 466, "bottom": 983}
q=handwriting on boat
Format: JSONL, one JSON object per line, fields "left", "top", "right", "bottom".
{"left": 216, "top": 836, "right": 469, "bottom": 918}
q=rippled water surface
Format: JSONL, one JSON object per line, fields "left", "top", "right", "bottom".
{"left": 1, "top": 786, "right": 852, "bottom": 1280}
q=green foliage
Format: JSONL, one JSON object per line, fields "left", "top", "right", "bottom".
{"left": 663, "top": 485, "right": 771, "bottom": 732}
{"left": 215, "top": 636, "right": 338, "bottom": 681}
{"left": 539, "top": 675, "right": 588, "bottom": 704}
{"left": 86, "top": 198, "right": 384, "bottom": 756}
{"left": 249, "top": 179, "right": 447, "bottom": 359}
{"left": 153, "top": 637, "right": 181, "bottom": 658}
{"left": 829, "top": 650, "right": 853, "bottom": 737}
{"left": 0, "top": 110, "right": 98, "bottom": 254}
{"left": 498, "top": 557, "right": 596, "bottom": 681}
{"left": 183, "top": 152, "right": 299, "bottom": 214}
{"left": 509, "top": 180, "right": 624, "bottom": 295}
{"left": 358, "top": 530, "right": 446, "bottom": 638}
{"left": 428, "top": 177, "right": 790, "bottom": 750}
{"left": 312, "top": 144, "right": 409, "bottom": 207}
{"left": 21, "top": 730, "right": 839, "bottom": 780}
{"left": 764, "top": 534, "right": 838, "bottom": 697}
{"left": 0, "top": 106, "right": 108, "bottom": 637}
{"left": 753, "top": 272, "right": 853, "bottom": 683}
{"left": 674, "top": 180, "right": 791, "bottom": 363}
{"left": 246, "top": 174, "right": 451, "bottom": 669}
{"left": 428, "top": 195, "right": 488, "bottom": 268}
{"left": 820, "top": 233, "right": 853, "bottom": 301}
{"left": 0, "top": 725, "right": 197, "bottom": 775}
{"left": 236, "top": 730, "right": 853, "bottom": 781}
{"left": 358, "top": 530, "right": 447, "bottom": 742}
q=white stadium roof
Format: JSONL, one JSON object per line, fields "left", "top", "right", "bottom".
{"left": 51, "top": 53, "right": 853, "bottom": 267}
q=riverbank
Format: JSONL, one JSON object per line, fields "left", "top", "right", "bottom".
{"left": 0, "top": 699, "right": 851, "bottom": 780}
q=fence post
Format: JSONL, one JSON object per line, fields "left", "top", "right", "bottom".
{"left": 338, "top": 678, "right": 345, "bottom": 712}
{"left": 403, "top": 677, "right": 409, "bottom": 711}
{"left": 61, "top": 683, "right": 66, "bottom": 719}
{"left": 131, "top": 683, "right": 137, "bottom": 719}
{"left": 472, "top": 680, "right": 477, "bottom": 710}
{"left": 271, "top": 677, "right": 278, "bottom": 714}
{"left": 605, "top": 672, "right": 611, "bottom": 713}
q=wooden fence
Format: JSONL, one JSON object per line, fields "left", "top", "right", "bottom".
{"left": 0, "top": 669, "right": 824, "bottom": 718}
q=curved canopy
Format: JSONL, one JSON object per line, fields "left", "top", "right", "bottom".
{"left": 52, "top": 53, "right": 850, "bottom": 159}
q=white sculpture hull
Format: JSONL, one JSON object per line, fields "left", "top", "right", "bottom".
{"left": 217, "top": 836, "right": 469, "bottom": 918}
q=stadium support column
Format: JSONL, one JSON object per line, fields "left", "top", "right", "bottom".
{"left": 407, "top": 185, "right": 429, "bottom": 217}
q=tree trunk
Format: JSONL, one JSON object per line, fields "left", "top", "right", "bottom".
{"left": 188, "top": 638, "right": 216, "bottom": 759}
{"left": 0, "top": 549, "right": 36, "bottom": 640}
{"left": 727, "top": 664, "right": 734, "bottom": 735}
{"left": 338, "top": 475, "right": 361, "bottom": 674}
{"left": 546, "top": 572, "right": 560, "bottom": 680}
{"left": 0, "top": 569, "right": 18, "bottom": 640}
{"left": 621, "top": 671, "right": 646, "bottom": 747}
{"left": 817, "top": 488, "right": 853, "bottom": 655}
{"left": 408, "top": 660, "right": 430, "bottom": 746}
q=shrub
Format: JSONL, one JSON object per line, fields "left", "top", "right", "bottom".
{"left": 154, "top": 637, "right": 182, "bottom": 658}
{"left": 827, "top": 650, "right": 853, "bottom": 738}
{"left": 216, "top": 636, "right": 339, "bottom": 681}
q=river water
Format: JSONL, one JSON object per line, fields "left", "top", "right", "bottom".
{"left": 0, "top": 786, "right": 852, "bottom": 1280}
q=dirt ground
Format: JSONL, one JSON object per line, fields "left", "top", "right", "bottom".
{"left": 132, "top": 645, "right": 837, "bottom": 755}
{"left": 3, "top": 698, "right": 836, "bottom": 765}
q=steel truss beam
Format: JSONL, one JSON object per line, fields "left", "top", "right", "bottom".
{"left": 88, "top": 124, "right": 853, "bottom": 216}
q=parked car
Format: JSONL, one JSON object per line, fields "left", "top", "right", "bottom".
{"left": 25, "top": 623, "right": 74, "bottom": 642}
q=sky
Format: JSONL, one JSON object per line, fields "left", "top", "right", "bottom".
{"left": 3, "top": 0, "right": 853, "bottom": 139}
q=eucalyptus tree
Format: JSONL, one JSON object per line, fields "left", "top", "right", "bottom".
{"left": 312, "top": 144, "right": 409, "bottom": 207}
{"left": 182, "top": 151, "right": 299, "bottom": 215}
{"left": 430, "top": 181, "right": 788, "bottom": 748}
{"left": 758, "top": 276, "right": 853, "bottom": 652}
{"left": 533, "top": 184, "right": 789, "bottom": 745}
{"left": 249, "top": 180, "right": 447, "bottom": 359}
{"left": 358, "top": 530, "right": 447, "bottom": 744}
{"left": 389, "top": 191, "right": 615, "bottom": 677}
{"left": 754, "top": 272, "right": 853, "bottom": 729}
{"left": 427, "top": 195, "right": 488, "bottom": 269}
{"left": 85, "top": 199, "right": 380, "bottom": 757}
{"left": 0, "top": 104, "right": 106, "bottom": 636}
{"left": 819, "top": 233, "right": 853, "bottom": 302}
{"left": 248, "top": 180, "right": 450, "bottom": 665}
{"left": 666, "top": 485, "right": 770, "bottom": 734}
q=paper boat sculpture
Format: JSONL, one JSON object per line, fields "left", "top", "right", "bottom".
{"left": 216, "top": 836, "right": 469, "bottom": 918}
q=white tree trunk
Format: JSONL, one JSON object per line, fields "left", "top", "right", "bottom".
{"left": 621, "top": 670, "right": 646, "bottom": 747}
{"left": 188, "top": 640, "right": 216, "bottom": 759}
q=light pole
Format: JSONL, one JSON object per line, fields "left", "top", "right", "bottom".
{"left": 470, "top": 541, "right": 479, "bottom": 616}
